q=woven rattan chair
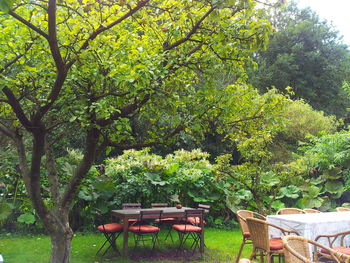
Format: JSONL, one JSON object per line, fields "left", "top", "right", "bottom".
{"left": 246, "top": 217, "right": 299, "bottom": 263}
{"left": 276, "top": 208, "right": 306, "bottom": 215}
{"left": 302, "top": 208, "right": 320, "bottom": 213}
{"left": 336, "top": 207, "right": 350, "bottom": 212}
{"left": 238, "top": 259, "right": 257, "bottom": 263}
{"left": 282, "top": 235, "right": 344, "bottom": 263}
{"left": 235, "top": 210, "right": 266, "bottom": 263}
{"left": 315, "top": 230, "right": 350, "bottom": 261}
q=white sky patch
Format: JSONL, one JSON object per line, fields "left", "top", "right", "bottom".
{"left": 295, "top": 0, "right": 350, "bottom": 45}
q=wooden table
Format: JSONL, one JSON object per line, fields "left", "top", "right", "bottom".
{"left": 111, "top": 207, "right": 205, "bottom": 256}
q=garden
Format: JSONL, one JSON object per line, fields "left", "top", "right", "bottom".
{"left": 1, "top": 0, "right": 350, "bottom": 262}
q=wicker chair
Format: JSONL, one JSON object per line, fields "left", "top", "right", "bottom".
{"left": 302, "top": 208, "right": 320, "bottom": 214}
{"left": 315, "top": 230, "right": 350, "bottom": 261}
{"left": 238, "top": 259, "right": 257, "bottom": 263}
{"left": 235, "top": 210, "right": 266, "bottom": 263}
{"left": 282, "top": 235, "right": 343, "bottom": 263}
{"left": 336, "top": 207, "right": 350, "bottom": 212}
{"left": 246, "top": 217, "right": 299, "bottom": 263}
{"left": 276, "top": 208, "right": 306, "bottom": 215}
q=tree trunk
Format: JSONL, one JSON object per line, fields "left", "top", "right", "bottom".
{"left": 50, "top": 223, "right": 73, "bottom": 263}
{"left": 44, "top": 208, "right": 74, "bottom": 263}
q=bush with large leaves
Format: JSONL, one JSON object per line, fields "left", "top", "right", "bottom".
{"left": 294, "top": 131, "right": 350, "bottom": 210}
{"left": 75, "top": 148, "right": 230, "bottom": 229}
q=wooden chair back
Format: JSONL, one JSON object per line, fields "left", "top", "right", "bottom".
{"left": 151, "top": 203, "right": 168, "bottom": 208}
{"left": 336, "top": 207, "right": 350, "bottom": 212}
{"left": 198, "top": 204, "right": 210, "bottom": 213}
{"left": 302, "top": 208, "right": 320, "bottom": 213}
{"left": 277, "top": 208, "right": 305, "bottom": 215}
{"left": 283, "top": 235, "right": 343, "bottom": 263}
{"left": 122, "top": 203, "right": 141, "bottom": 210}
{"left": 246, "top": 217, "right": 270, "bottom": 252}
{"left": 237, "top": 210, "right": 266, "bottom": 235}
{"left": 282, "top": 236, "right": 312, "bottom": 263}
{"left": 140, "top": 210, "right": 163, "bottom": 220}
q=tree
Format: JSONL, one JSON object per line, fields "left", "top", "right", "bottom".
{"left": 0, "top": 0, "right": 281, "bottom": 262}
{"left": 250, "top": 2, "right": 350, "bottom": 117}
{"left": 269, "top": 99, "right": 340, "bottom": 162}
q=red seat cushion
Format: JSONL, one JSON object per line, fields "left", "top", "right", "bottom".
{"left": 243, "top": 232, "right": 251, "bottom": 238}
{"left": 321, "top": 246, "right": 350, "bottom": 255}
{"left": 97, "top": 223, "right": 123, "bottom": 233}
{"left": 128, "top": 225, "right": 160, "bottom": 233}
{"left": 172, "top": 224, "right": 202, "bottom": 232}
{"left": 187, "top": 217, "right": 206, "bottom": 225}
{"left": 270, "top": 238, "right": 283, "bottom": 250}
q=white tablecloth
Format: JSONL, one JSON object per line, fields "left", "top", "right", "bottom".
{"left": 267, "top": 211, "right": 350, "bottom": 246}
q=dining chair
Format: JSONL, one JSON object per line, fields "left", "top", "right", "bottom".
{"left": 302, "top": 208, "right": 320, "bottom": 213}
{"left": 128, "top": 210, "right": 163, "bottom": 253}
{"left": 235, "top": 210, "right": 266, "bottom": 263}
{"left": 186, "top": 204, "right": 210, "bottom": 225}
{"left": 246, "top": 217, "right": 299, "bottom": 263}
{"left": 151, "top": 203, "right": 177, "bottom": 242}
{"left": 283, "top": 235, "right": 344, "bottom": 263}
{"left": 122, "top": 203, "right": 142, "bottom": 225}
{"left": 95, "top": 209, "right": 124, "bottom": 257}
{"left": 172, "top": 209, "right": 204, "bottom": 255}
{"left": 336, "top": 207, "right": 350, "bottom": 212}
{"left": 276, "top": 208, "right": 306, "bottom": 215}
{"left": 122, "top": 203, "right": 141, "bottom": 209}
{"left": 315, "top": 230, "right": 350, "bottom": 260}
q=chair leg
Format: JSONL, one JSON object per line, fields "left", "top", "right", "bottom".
{"left": 236, "top": 238, "right": 247, "bottom": 263}
{"left": 96, "top": 232, "right": 121, "bottom": 257}
{"left": 164, "top": 226, "right": 174, "bottom": 242}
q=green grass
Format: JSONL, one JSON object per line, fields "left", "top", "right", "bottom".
{"left": 0, "top": 228, "right": 252, "bottom": 263}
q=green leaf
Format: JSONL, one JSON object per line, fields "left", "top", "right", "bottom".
{"left": 271, "top": 200, "right": 285, "bottom": 210}
{"left": 305, "top": 185, "right": 320, "bottom": 199}
{"left": 0, "top": 202, "right": 12, "bottom": 220}
{"left": 17, "top": 213, "right": 36, "bottom": 224}
{"left": 0, "top": 0, "right": 15, "bottom": 13}
{"left": 279, "top": 185, "right": 299, "bottom": 199}
{"left": 325, "top": 180, "right": 344, "bottom": 194}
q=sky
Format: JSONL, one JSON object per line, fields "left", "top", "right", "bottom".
{"left": 295, "top": 0, "right": 350, "bottom": 45}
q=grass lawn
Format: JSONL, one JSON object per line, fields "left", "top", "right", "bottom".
{"left": 0, "top": 228, "right": 252, "bottom": 263}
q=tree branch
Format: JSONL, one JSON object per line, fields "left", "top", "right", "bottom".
{"left": 47, "top": 0, "right": 65, "bottom": 72}
{"left": 0, "top": 123, "right": 15, "bottom": 139}
{"left": 45, "top": 135, "right": 61, "bottom": 206}
{"left": 2, "top": 87, "right": 32, "bottom": 130}
{"left": 61, "top": 127, "right": 100, "bottom": 209}
{"left": 9, "top": 11, "right": 49, "bottom": 40}
{"left": 67, "top": 0, "right": 150, "bottom": 68}
{"left": 163, "top": 6, "right": 215, "bottom": 51}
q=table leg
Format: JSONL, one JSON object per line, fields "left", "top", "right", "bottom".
{"left": 122, "top": 218, "right": 129, "bottom": 257}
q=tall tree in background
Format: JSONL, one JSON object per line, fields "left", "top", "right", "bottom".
{"left": 250, "top": 2, "right": 350, "bottom": 117}
{"left": 0, "top": 0, "right": 288, "bottom": 261}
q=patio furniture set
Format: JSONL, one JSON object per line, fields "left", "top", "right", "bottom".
{"left": 96, "top": 203, "right": 210, "bottom": 258}
{"left": 236, "top": 207, "right": 350, "bottom": 263}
